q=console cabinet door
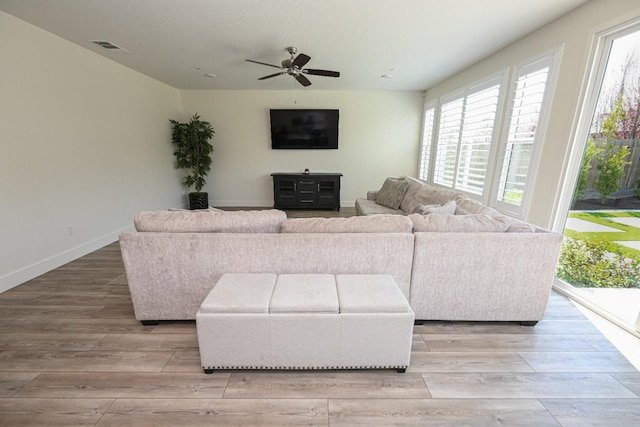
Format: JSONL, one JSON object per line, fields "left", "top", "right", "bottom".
{"left": 273, "top": 176, "right": 297, "bottom": 209}
{"left": 316, "top": 177, "right": 340, "bottom": 210}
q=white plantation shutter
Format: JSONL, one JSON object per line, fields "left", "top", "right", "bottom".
{"left": 433, "top": 79, "right": 501, "bottom": 195}
{"left": 418, "top": 104, "right": 436, "bottom": 180}
{"left": 494, "top": 50, "right": 559, "bottom": 216}
{"left": 456, "top": 84, "right": 501, "bottom": 195}
{"left": 433, "top": 98, "right": 463, "bottom": 187}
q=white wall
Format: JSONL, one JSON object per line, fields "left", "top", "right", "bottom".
{"left": 180, "top": 90, "right": 424, "bottom": 206}
{"left": 0, "top": 11, "right": 182, "bottom": 292}
{"left": 424, "top": 0, "right": 640, "bottom": 228}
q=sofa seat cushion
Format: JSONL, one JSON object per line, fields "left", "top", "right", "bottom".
{"left": 134, "top": 209, "right": 287, "bottom": 233}
{"left": 409, "top": 213, "right": 512, "bottom": 232}
{"left": 375, "top": 178, "right": 409, "bottom": 209}
{"left": 280, "top": 214, "right": 413, "bottom": 233}
{"left": 355, "top": 198, "right": 403, "bottom": 216}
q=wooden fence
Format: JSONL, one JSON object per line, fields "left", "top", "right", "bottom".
{"left": 585, "top": 138, "right": 640, "bottom": 192}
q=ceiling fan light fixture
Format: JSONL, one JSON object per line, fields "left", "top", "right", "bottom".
{"left": 246, "top": 46, "right": 340, "bottom": 87}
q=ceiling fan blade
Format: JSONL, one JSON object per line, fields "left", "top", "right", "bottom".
{"left": 258, "top": 71, "right": 287, "bottom": 80}
{"left": 294, "top": 74, "right": 312, "bottom": 87}
{"left": 245, "top": 59, "right": 283, "bottom": 69}
{"left": 304, "top": 69, "right": 340, "bottom": 78}
{"left": 292, "top": 53, "right": 311, "bottom": 68}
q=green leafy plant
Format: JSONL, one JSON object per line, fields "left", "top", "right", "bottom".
{"left": 170, "top": 113, "right": 214, "bottom": 193}
{"left": 573, "top": 138, "right": 600, "bottom": 202}
{"left": 594, "top": 95, "right": 631, "bottom": 203}
{"left": 556, "top": 237, "right": 640, "bottom": 289}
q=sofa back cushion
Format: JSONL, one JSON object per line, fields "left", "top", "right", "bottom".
{"left": 405, "top": 184, "right": 459, "bottom": 213}
{"left": 134, "top": 209, "right": 287, "bottom": 233}
{"left": 409, "top": 213, "right": 512, "bottom": 232}
{"left": 280, "top": 215, "right": 414, "bottom": 233}
{"left": 399, "top": 176, "right": 427, "bottom": 213}
{"left": 507, "top": 218, "right": 537, "bottom": 233}
{"left": 454, "top": 195, "right": 501, "bottom": 215}
{"left": 410, "top": 200, "right": 457, "bottom": 215}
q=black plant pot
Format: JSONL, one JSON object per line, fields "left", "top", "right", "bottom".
{"left": 189, "top": 192, "right": 209, "bottom": 210}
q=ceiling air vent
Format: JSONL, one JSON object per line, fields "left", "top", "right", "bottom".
{"left": 90, "top": 40, "right": 128, "bottom": 52}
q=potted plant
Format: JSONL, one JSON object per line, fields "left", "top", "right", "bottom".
{"left": 170, "top": 113, "right": 215, "bottom": 209}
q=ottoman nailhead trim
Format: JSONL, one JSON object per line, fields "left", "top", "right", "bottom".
{"left": 204, "top": 365, "right": 409, "bottom": 371}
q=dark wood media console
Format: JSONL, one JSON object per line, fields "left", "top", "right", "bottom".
{"left": 271, "top": 173, "right": 342, "bottom": 211}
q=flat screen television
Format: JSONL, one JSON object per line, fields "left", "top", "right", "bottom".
{"left": 270, "top": 109, "right": 339, "bottom": 149}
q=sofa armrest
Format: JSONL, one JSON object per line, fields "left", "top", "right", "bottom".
{"left": 367, "top": 190, "right": 378, "bottom": 201}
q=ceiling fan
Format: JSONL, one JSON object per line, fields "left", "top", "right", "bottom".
{"left": 246, "top": 46, "right": 340, "bottom": 87}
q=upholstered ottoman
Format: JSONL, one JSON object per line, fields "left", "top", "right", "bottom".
{"left": 196, "top": 273, "right": 414, "bottom": 373}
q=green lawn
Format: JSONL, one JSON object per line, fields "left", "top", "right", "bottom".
{"left": 564, "top": 211, "right": 640, "bottom": 261}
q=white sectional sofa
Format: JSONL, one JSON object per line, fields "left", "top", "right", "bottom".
{"left": 120, "top": 187, "right": 563, "bottom": 325}
{"left": 354, "top": 176, "right": 564, "bottom": 322}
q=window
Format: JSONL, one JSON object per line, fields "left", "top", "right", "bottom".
{"left": 432, "top": 78, "right": 502, "bottom": 196}
{"left": 418, "top": 51, "right": 560, "bottom": 216}
{"left": 493, "top": 50, "right": 560, "bottom": 216}
{"left": 418, "top": 103, "right": 436, "bottom": 181}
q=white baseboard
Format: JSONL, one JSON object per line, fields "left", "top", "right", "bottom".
{"left": 0, "top": 224, "right": 134, "bottom": 294}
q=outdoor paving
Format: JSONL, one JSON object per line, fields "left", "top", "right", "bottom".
{"left": 566, "top": 211, "right": 640, "bottom": 328}
{"left": 610, "top": 217, "right": 640, "bottom": 228}
{"left": 566, "top": 214, "right": 640, "bottom": 250}
{"left": 564, "top": 217, "right": 623, "bottom": 233}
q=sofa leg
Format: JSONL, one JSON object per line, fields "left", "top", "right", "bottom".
{"left": 203, "top": 368, "right": 215, "bottom": 374}
{"left": 140, "top": 320, "right": 159, "bottom": 326}
{"left": 396, "top": 368, "right": 406, "bottom": 373}
{"left": 520, "top": 321, "right": 538, "bottom": 326}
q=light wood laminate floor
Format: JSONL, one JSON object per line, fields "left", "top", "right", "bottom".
{"left": 1, "top": 235, "right": 640, "bottom": 425}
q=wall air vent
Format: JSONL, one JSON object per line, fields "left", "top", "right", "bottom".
{"left": 90, "top": 40, "right": 128, "bottom": 52}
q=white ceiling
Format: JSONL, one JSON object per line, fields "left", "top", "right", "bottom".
{"left": 0, "top": 0, "right": 590, "bottom": 91}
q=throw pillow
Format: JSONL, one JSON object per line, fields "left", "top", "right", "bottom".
{"left": 411, "top": 200, "right": 457, "bottom": 215}
{"left": 375, "top": 178, "right": 409, "bottom": 209}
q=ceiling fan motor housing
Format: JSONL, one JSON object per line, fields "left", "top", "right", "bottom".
{"left": 246, "top": 46, "right": 340, "bottom": 87}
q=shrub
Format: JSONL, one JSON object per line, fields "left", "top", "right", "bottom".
{"left": 556, "top": 237, "right": 640, "bottom": 288}
{"left": 594, "top": 142, "right": 631, "bottom": 203}
{"left": 574, "top": 139, "right": 599, "bottom": 202}
{"left": 594, "top": 95, "right": 631, "bottom": 202}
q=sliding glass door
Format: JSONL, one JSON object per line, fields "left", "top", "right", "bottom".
{"left": 556, "top": 23, "right": 640, "bottom": 334}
